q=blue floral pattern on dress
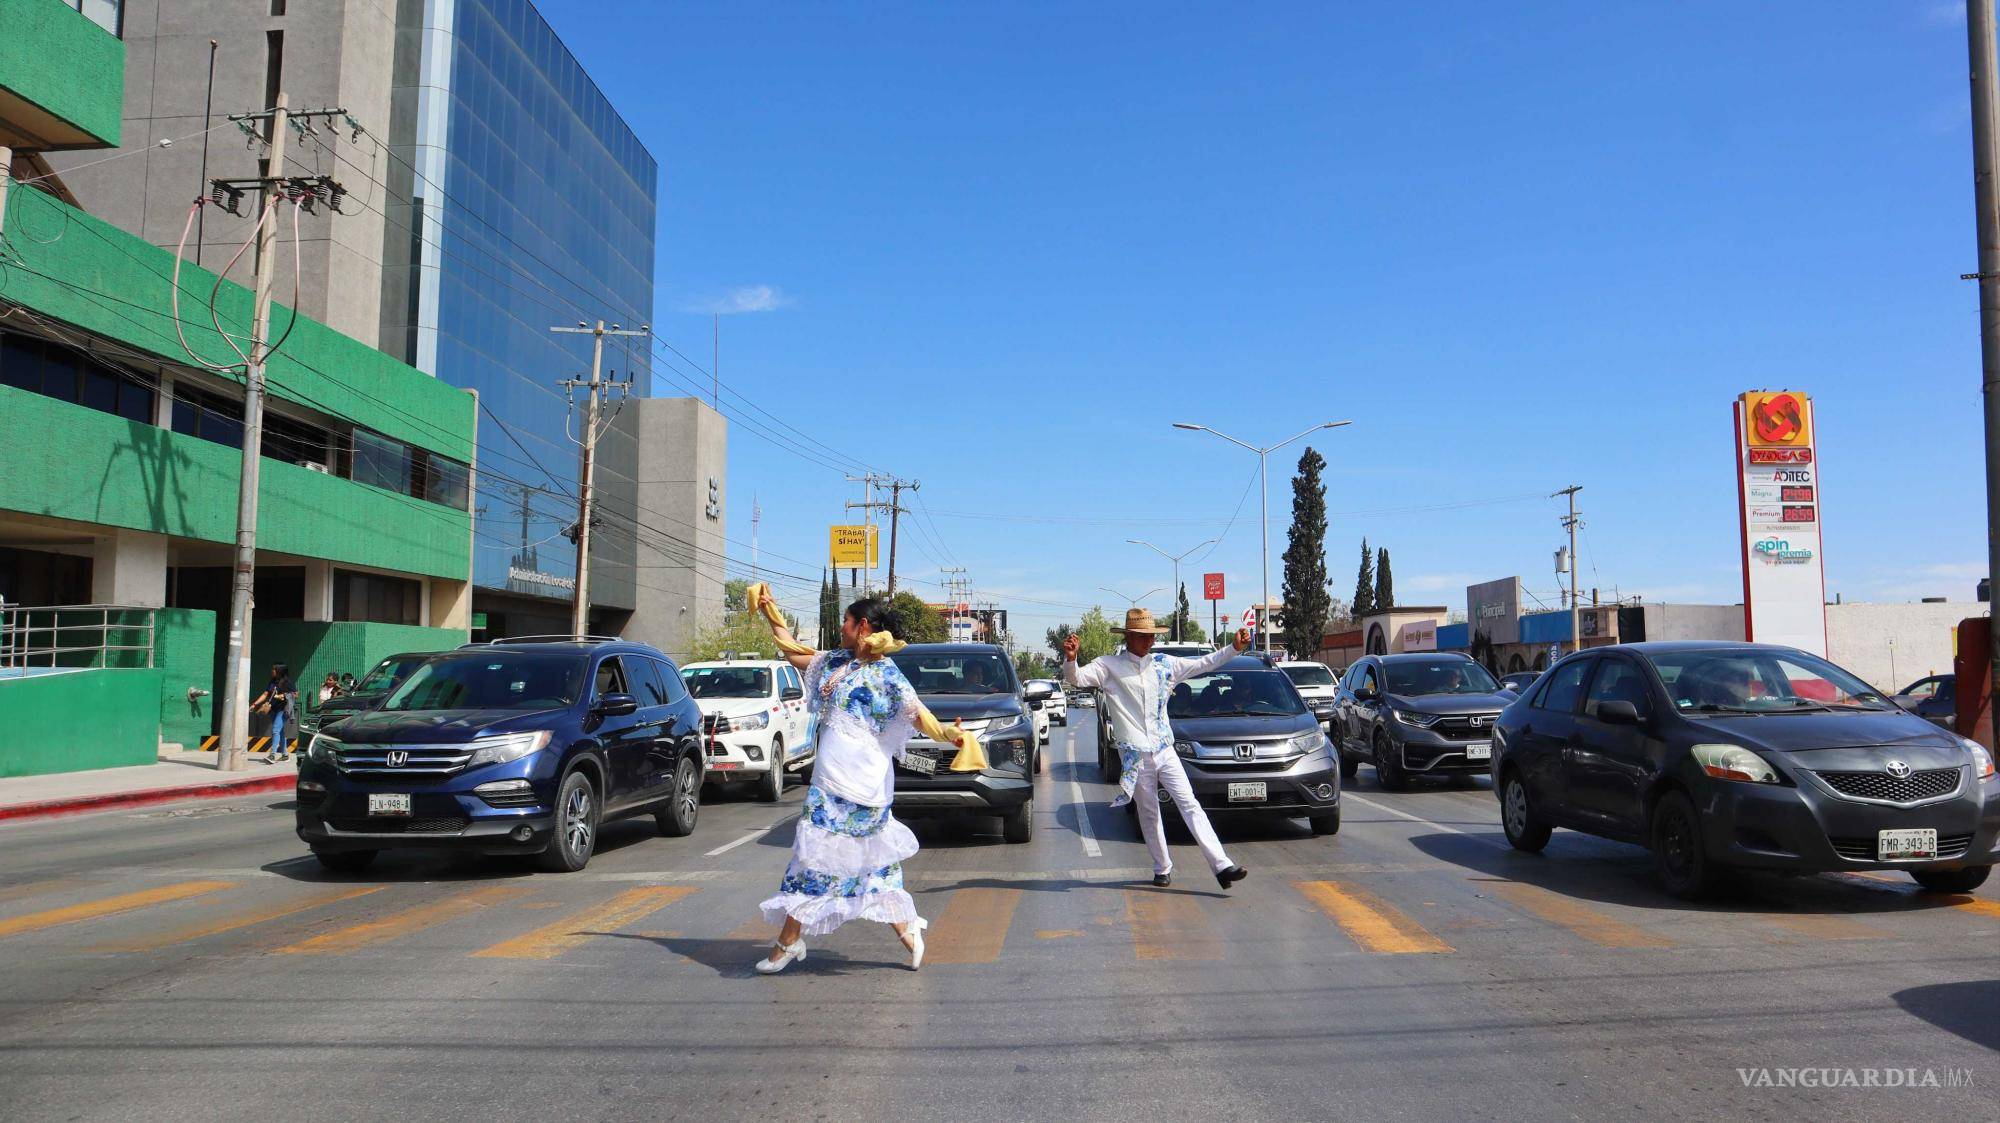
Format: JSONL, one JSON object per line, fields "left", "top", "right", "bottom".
{"left": 805, "top": 785, "right": 891, "bottom": 837}
{"left": 808, "top": 650, "right": 914, "bottom": 735}
{"left": 777, "top": 860, "right": 906, "bottom": 899}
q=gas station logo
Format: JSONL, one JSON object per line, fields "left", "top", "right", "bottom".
{"left": 1745, "top": 392, "right": 1813, "bottom": 447}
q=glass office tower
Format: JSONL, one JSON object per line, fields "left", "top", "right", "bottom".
{"left": 385, "top": 0, "right": 656, "bottom": 635}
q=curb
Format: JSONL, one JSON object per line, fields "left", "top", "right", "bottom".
{"left": 0, "top": 772, "right": 297, "bottom": 823}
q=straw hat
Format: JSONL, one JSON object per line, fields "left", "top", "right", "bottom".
{"left": 1111, "top": 607, "right": 1170, "bottom": 635}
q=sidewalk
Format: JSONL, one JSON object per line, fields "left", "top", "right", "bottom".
{"left": 0, "top": 750, "right": 297, "bottom": 822}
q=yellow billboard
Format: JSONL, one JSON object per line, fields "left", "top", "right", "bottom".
{"left": 1741, "top": 391, "right": 1813, "bottom": 448}
{"left": 829, "top": 524, "right": 879, "bottom": 568}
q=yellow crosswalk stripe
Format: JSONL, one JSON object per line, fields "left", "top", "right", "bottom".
{"left": 277, "top": 886, "right": 528, "bottom": 955}
{"left": 0, "top": 881, "right": 233, "bottom": 939}
{"left": 1127, "top": 891, "right": 1223, "bottom": 960}
{"left": 1944, "top": 896, "right": 2000, "bottom": 918}
{"left": 1295, "top": 880, "right": 1452, "bottom": 954}
{"left": 472, "top": 887, "right": 698, "bottom": 960}
{"left": 925, "top": 888, "right": 1021, "bottom": 965}
{"left": 88, "top": 885, "right": 385, "bottom": 952}
{"left": 1482, "top": 881, "right": 1675, "bottom": 949}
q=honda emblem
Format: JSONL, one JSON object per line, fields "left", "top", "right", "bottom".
{"left": 1233, "top": 744, "right": 1254, "bottom": 762}
{"left": 386, "top": 750, "right": 409, "bottom": 768}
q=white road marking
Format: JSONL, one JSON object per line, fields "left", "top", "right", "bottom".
{"left": 1066, "top": 731, "right": 1103, "bottom": 859}
{"left": 1342, "top": 793, "right": 1505, "bottom": 848}
{"left": 705, "top": 823, "right": 782, "bottom": 857}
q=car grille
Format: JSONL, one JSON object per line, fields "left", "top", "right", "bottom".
{"left": 326, "top": 816, "right": 468, "bottom": 834}
{"left": 479, "top": 790, "right": 539, "bottom": 809}
{"left": 1829, "top": 832, "right": 1974, "bottom": 861}
{"left": 1812, "top": 767, "right": 1961, "bottom": 804}
{"left": 334, "top": 744, "right": 473, "bottom": 777}
{"left": 1431, "top": 715, "right": 1499, "bottom": 741}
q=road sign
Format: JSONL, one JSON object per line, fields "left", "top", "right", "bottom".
{"left": 1203, "top": 573, "right": 1225, "bottom": 601}
{"left": 829, "top": 524, "right": 879, "bottom": 568}
{"left": 1241, "top": 606, "right": 1258, "bottom": 631}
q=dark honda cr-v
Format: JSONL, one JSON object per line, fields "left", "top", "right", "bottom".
{"left": 296, "top": 639, "right": 706, "bottom": 873}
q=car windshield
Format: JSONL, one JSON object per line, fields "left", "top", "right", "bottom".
{"left": 354, "top": 656, "right": 428, "bottom": 696}
{"left": 891, "top": 652, "right": 1013, "bottom": 695}
{"left": 682, "top": 666, "right": 771, "bottom": 698}
{"left": 1645, "top": 649, "right": 1893, "bottom": 712}
{"left": 1169, "top": 670, "right": 1306, "bottom": 718}
{"left": 1384, "top": 658, "right": 1500, "bottom": 696}
{"left": 1283, "top": 664, "right": 1336, "bottom": 687}
{"left": 380, "top": 653, "right": 587, "bottom": 712}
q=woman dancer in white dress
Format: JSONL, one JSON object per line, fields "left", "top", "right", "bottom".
{"left": 744, "top": 587, "right": 980, "bottom": 974}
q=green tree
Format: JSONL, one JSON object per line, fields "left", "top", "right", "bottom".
{"left": 1282, "top": 448, "right": 1331, "bottom": 661}
{"left": 884, "top": 591, "right": 947, "bottom": 643}
{"left": 1015, "top": 652, "right": 1055, "bottom": 681}
{"left": 724, "top": 577, "right": 751, "bottom": 615}
{"left": 688, "top": 612, "right": 785, "bottom": 663}
{"left": 1180, "top": 613, "right": 1208, "bottom": 645}
{"left": 818, "top": 570, "right": 841, "bottom": 649}
{"left": 1374, "top": 546, "right": 1394, "bottom": 611}
{"left": 1170, "top": 582, "right": 1198, "bottom": 643}
{"left": 1045, "top": 623, "right": 1076, "bottom": 661}
{"left": 1075, "top": 605, "right": 1118, "bottom": 662}
{"left": 1351, "top": 537, "right": 1376, "bottom": 619}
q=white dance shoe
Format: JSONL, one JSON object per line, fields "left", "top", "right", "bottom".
{"left": 902, "top": 916, "right": 928, "bottom": 970}
{"left": 753, "top": 939, "right": 807, "bottom": 975}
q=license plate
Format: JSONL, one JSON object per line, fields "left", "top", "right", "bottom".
{"left": 367, "top": 793, "right": 411, "bottom": 816}
{"left": 710, "top": 761, "right": 740, "bottom": 771}
{"left": 903, "top": 753, "right": 937, "bottom": 776}
{"left": 1878, "top": 828, "right": 1937, "bottom": 860}
{"left": 1227, "top": 782, "right": 1267, "bottom": 803}
{"left": 1463, "top": 742, "right": 1491, "bottom": 761}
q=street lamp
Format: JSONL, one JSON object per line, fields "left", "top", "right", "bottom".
{"left": 1125, "top": 537, "right": 1217, "bottom": 641}
{"left": 1173, "top": 420, "right": 1352, "bottom": 653}
{"left": 1098, "top": 585, "right": 1164, "bottom": 608}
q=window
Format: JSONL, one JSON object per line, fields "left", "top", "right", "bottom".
{"left": 0, "top": 331, "right": 156, "bottom": 425}
{"left": 1384, "top": 657, "right": 1501, "bottom": 696}
{"left": 173, "top": 384, "right": 245, "bottom": 449}
{"left": 656, "top": 659, "right": 689, "bottom": 703}
{"left": 1358, "top": 663, "right": 1380, "bottom": 696}
{"left": 627, "top": 657, "right": 670, "bottom": 706}
{"left": 418, "top": 449, "right": 471, "bottom": 510}
{"left": 332, "top": 569, "right": 421, "bottom": 625}
{"left": 889, "top": 651, "right": 1014, "bottom": 695}
{"left": 1534, "top": 659, "right": 1592, "bottom": 714}
{"left": 383, "top": 652, "right": 585, "bottom": 711}
{"left": 781, "top": 665, "right": 802, "bottom": 698}
{"left": 266, "top": 411, "right": 333, "bottom": 469}
{"left": 1583, "top": 660, "right": 1651, "bottom": 722}
{"left": 1283, "top": 663, "right": 1337, "bottom": 687}
{"left": 353, "top": 430, "right": 414, "bottom": 495}
{"left": 1645, "top": 648, "right": 1892, "bottom": 713}
{"left": 1169, "top": 670, "right": 1307, "bottom": 718}
{"left": 593, "top": 656, "right": 628, "bottom": 699}
{"left": 682, "top": 665, "right": 771, "bottom": 699}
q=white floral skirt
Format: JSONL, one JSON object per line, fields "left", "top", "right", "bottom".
{"left": 759, "top": 785, "right": 919, "bottom": 936}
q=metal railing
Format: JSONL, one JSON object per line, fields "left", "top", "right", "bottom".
{"left": 0, "top": 605, "right": 156, "bottom": 670}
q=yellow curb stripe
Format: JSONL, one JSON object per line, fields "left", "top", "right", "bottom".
{"left": 1484, "top": 881, "right": 1675, "bottom": 948}
{"left": 925, "top": 887, "right": 1022, "bottom": 965}
{"left": 89, "top": 885, "right": 385, "bottom": 952}
{"left": 1295, "top": 879, "right": 1452, "bottom": 954}
{"left": 0, "top": 881, "right": 234, "bottom": 939}
{"left": 277, "top": 886, "right": 527, "bottom": 955}
{"left": 472, "top": 887, "right": 697, "bottom": 960}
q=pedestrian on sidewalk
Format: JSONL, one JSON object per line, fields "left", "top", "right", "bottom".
{"left": 253, "top": 664, "right": 298, "bottom": 764}
{"left": 1062, "top": 609, "right": 1253, "bottom": 891}
{"left": 741, "top": 584, "right": 980, "bottom": 975}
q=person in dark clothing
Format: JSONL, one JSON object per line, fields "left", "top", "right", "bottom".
{"left": 253, "top": 664, "right": 299, "bottom": 764}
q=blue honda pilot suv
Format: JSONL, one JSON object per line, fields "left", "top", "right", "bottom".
{"left": 295, "top": 639, "right": 706, "bottom": 873}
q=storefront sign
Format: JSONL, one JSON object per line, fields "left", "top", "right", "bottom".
{"left": 508, "top": 565, "right": 575, "bottom": 592}
{"left": 829, "top": 524, "right": 879, "bottom": 568}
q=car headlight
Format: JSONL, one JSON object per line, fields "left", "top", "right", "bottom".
{"left": 467, "top": 730, "right": 553, "bottom": 768}
{"left": 1693, "top": 743, "right": 1780, "bottom": 784}
{"left": 1960, "top": 736, "right": 1997, "bottom": 780}
{"left": 735, "top": 712, "right": 770, "bottom": 731}
{"left": 1393, "top": 710, "right": 1441, "bottom": 728}
{"left": 1173, "top": 739, "right": 1199, "bottom": 758}
{"left": 306, "top": 732, "right": 341, "bottom": 763}
{"left": 1285, "top": 731, "right": 1325, "bottom": 754}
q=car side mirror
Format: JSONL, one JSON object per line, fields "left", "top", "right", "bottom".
{"left": 1501, "top": 682, "right": 1519, "bottom": 693}
{"left": 782, "top": 686, "right": 804, "bottom": 701}
{"left": 594, "top": 693, "right": 640, "bottom": 717}
{"left": 1597, "top": 700, "right": 1642, "bottom": 725}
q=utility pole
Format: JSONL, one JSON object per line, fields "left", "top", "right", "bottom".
{"left": 215, "top": 93, "right": 290, "bottom": 772}
{"left": 552, "top": 319, "right": 648, "bottom": 636}
{"left": 941, "top": 566, "right": 967, "bottom": 638}
{"left": 845, "top": 473, "right": 917, "bottom": 595}
{"left": 1555, "top": 485, "right": 1582, "bottom": 654}
{"left": 751, "top": 495, "right": 760, "bottom": 576}
{"left": 1967, "top": 0, "right": 2000, "bottom": 740}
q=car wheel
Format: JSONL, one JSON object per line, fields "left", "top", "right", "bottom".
{"left": 1910, "top": 865, "right": 1991, "bottom": 894}
{"left": 1339, "top": 753, "right": 1359, "bottom": 781}
{"left": 655, "top": 756, "right": 702, "bottom": 837}
{"left": 539, "top": 770, "right": 599, "bottom": 873}
{"left": 760, "top": 739, "right": 786, "bottom": 803}
{"left": 1499, "top": 772, "right": 1552, "bottom": 852}
{"left": 312, "top": 848, "right": 377, "bottom": 874}
{"left": 1649, "top": 789, "right": 1716, "bottom": 899}
{"left": 1373, "top": 732, "right": 1409, "bottom": 792}
{"left": 1001, "top": 799, "right": 1034, "bottom": 844}
{"left": 1309, "top": 809, "right": 1341, "bottom": 836}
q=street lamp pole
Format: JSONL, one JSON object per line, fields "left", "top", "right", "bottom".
{"left": 1127, "top": 537, "right": 1217, "bottom": 641}
{"left": 1174, "top": 421, "right": 1351, "bottom": 654}
{"left": 1099, "top": 585, "right": 1163, "bottom": 609}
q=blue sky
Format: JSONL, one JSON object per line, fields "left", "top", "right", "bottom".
{"left": 541, "top": 0, "right": 1986, "bottom": 641}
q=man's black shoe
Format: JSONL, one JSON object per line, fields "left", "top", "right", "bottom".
{"left": 1152, "top": 873, "right": 1171, "bottom": 888}
{"left": 1216, "top": 865, "right": 1248, "bottom": 890}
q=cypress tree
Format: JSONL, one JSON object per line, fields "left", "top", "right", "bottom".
{"left": 1281, "top": 448, "right": 1331, "bottom": 660}
{"left": 1375, "top": 547, "right": 1394, "bottom": 611}
{"left": 1352, "top": 537, "right": 1376, "bottom": 619}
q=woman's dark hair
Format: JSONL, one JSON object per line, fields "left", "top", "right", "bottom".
{"left": 271, "top": 663, "right": 290, "bottom": 681}
{"left": 845, "top": 595, "right": 895, "bottom": 636}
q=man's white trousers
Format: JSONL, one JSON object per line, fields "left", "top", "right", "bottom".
{"left": 1132, "top": 751, "right": 1233, "bottom": 876}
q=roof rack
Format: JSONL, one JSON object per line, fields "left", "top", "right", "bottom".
{"left": 481, "top": 635, "right": 624, "bottom": 645}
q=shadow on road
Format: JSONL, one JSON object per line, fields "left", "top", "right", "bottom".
{"left": 1892, "top": 979, "right": 2000, "bottom": 1050}
{"left": 587, "top": 930, "right": 900, "bottom": 977}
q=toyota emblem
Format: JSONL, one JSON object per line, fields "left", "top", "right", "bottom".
{"left": 386, "top": 750, "right": 409, "bottom": 768}
{"left": 1884, "top": 759, "right": 1911, "bottom": 779}
{"left": 1233, "top": 744, "right": 1254, "bottom": 762}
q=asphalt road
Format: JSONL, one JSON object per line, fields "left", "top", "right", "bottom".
{"left": 0, "top": 721, "right": 1995, "bottom": 1122}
